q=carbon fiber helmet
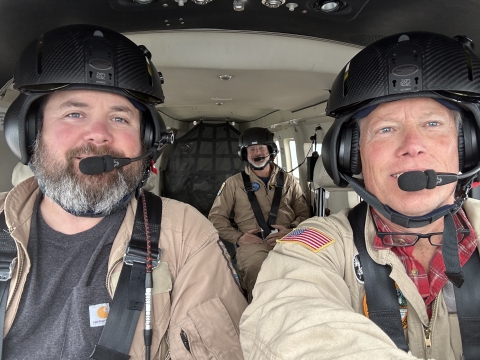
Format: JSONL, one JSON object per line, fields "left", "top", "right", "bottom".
{"left": 238, "top": 127, "right": 278, "bottom": 161}
{"left": 4, "top": 24, "right": 169, "bottom": 165}
{"left": 322, "top": 31, "right": 480, "bottom": 188}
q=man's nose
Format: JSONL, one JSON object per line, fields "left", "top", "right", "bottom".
{"left": 398, "top": 126, "right": 426, "bottom": 157}
{"left": 83, "top": 120, "right": 113, "bottom": 145}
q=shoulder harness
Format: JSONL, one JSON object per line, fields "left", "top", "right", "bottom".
{"left": 241, "top": 170, "right": 284, "bottom": 237}
{"left": 0, "top": 190, "right": 163, "bottom": 360}
{"left": 348, "top": 201, "right": 480, "bottom": 359}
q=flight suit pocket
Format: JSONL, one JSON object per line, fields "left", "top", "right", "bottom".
{"left": 172, "top": 297, "right": 243, "bottom": 359}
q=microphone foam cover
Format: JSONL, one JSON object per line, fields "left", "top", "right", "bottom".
{"left": 79, "top": 157, "right": 106, "bottom": 175}
{"left": 397, "top": 171, "right": 428, "bottom": 192}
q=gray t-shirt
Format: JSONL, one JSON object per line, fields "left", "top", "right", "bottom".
{"left": 4, "top": 196, "right": 126, "bottom": 359}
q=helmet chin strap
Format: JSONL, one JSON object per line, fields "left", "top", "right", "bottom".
{"left": 343, "top": 173, "right": 475, "bottom": 288}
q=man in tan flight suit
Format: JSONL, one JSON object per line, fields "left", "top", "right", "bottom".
{"left": 240, "top": 32, "right": 480, "bottom": 360}
{"left": 1, "top": 24, "right": 247, "bottom": 359}
{"left": 209, "top": 127, "right": 309, "bottom": 301}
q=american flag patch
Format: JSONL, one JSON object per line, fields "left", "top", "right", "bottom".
{"left": 278, "top": 227, "right": 335, "bottom": 252}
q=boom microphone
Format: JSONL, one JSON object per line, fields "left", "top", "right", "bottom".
{"left": 252, "top": 153, "right": 277, "bottom": 162}
{"left": 79, "top": 151, "right": 153, "bottom": 175}
{"left": 397, "top": 170, "right": 458, "bottom": 192}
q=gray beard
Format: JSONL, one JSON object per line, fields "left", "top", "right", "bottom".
{"left": 30, "top": 135, "right": 146, "bottom": 216}
{"left": 248, "top": 158, "right": 270, "bottom": 170}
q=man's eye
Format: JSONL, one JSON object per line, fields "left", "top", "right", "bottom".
{"left": 113, "top": 117, "right": 127, "bottom": 123}
{"left": 379, "top": 127, "right": 392, "bottom": 134}
{"left": 427, "top": 121, "right": 440, "bottom": 126}
{"left": 67, "top": 112, "right": 82, "bottom": 118}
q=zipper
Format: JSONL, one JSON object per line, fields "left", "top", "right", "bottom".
{"left": 423, "top": 298, "right": 438, "bottom": 358}
{"left": 423, "top": 326, "right": 432, "bottom": 348}
{"left": 7, "top": 239, "right": 24, "bottom": 311}
{"left": 180, "top": 329, "right": 191, "bottom": 353}
{"left": 105, "top": 256, "right": 123, "bottom": 295}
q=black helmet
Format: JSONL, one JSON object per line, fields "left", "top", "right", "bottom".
{"left": 238, "top": 127, "right": 278, "bottom": 161}
{"left": 4, "top": 24, "right": 170, "bottom": 165}
{"left": 323, "top": 31, "right": 480, "bottom": 189}
{"left": 322, "top": 31, "right": 480, "bottom": 286}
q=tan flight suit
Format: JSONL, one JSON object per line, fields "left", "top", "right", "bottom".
{"left": 240, "top": 200, "right": 480, "bottom": 360}
{"left": 209, "top": 163, "right": 309, "bottom": 301}
{"left": 1, "top": 178, "right": 248, "bottom": 359}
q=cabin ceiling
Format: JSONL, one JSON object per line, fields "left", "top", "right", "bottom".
{"left": 1, "top": 0, "right": 480, "bottom": 129}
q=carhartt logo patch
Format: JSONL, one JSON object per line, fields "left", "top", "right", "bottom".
{"left": 89, "top": 303, "right": 110, "bottom": 327}
{"left": 278, "top": 227, "right": 334, "bottom": 252}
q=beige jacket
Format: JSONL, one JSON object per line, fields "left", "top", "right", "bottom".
{"left": 208, "top": 164, "right": 309, "bottom": 244}
{"left": 1, "top": 178, "right": 247, "bottom": 359}
{"left": 240, "top": 199, "right": 480, "bottom": 360}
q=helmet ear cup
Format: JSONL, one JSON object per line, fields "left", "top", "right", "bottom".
{"left": 458, "top": 120, "right": 465, "bottom": 172}
{"left": 460, "top": 111, "right": 480, "bottom": 172}
{"left": 142, "top": 117, "right": 154, "bottom": 149}
{"left": 338, "top": 122, "right": 362, "bottom": 175}
{"left": 25, "top": 101, "right": 41, "bottom": 159}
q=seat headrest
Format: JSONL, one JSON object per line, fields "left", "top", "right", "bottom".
{"left": 313, "top": 155, "right": 352, "bottom": 191}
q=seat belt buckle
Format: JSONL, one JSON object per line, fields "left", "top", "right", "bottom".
{"left": 0, "top": 258, "right": 16, "bottom": 281}
{"left": 123, "top": 244, "right": 161, "bottom": 269}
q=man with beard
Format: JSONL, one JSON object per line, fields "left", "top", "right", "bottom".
{"left": 240, "top": 32, "right": 480, "bottom": 360}
{"left": 1, "top": 25, "right": 247, "bottom": 359}
{"left": 209, "top": 127, "right": 309, "bottom": 302}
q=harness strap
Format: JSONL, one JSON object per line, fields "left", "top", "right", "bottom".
{"left": 267, "top": 172, "right": 284, "bottom": 226}
{"left": 349, "top": 201, "right": 480, "bottom": 359}
{"left": 454, "top": 251, "right": 480, "bottom": 359}
{"left": 241, "top": 171, "right": 272, "bottom": 236}
{"left": 347, "top": 202, "right": 409, "bottom": 352}
{"left": 91, "top": 191, "right": 162, "bottom": 360}
{"left": 0, "top": 212, "right": 16, "bottom": 360}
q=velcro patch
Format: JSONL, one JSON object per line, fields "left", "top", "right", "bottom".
{"left": 278, "top": 227, "right": 335, "bottom": 252}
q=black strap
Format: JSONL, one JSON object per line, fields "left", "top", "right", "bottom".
{"left": 91, "top": 191, "right": 162, "bottom": 360}
{"left": 241, "top": 171, "right": 284, "bottom": 237}
{"left": 241, "top": 171, "right": 272, "bottom": 236}
{"left": 267, "top": 172, "right": 284, "bottom": 227}
{"left": 0, "top": 212, "right": 16, "bottom": 360}
{"left": 454, "top": 250, "right": 480, "bottom": 360}
{"left": 347, "top": 202, "right": 409, "bottom": 352}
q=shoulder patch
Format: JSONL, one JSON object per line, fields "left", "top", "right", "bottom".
{"left": 217, "top": 182, "right": 226, "bottom": 196}
{"left": 353, "top": 253, "right": 364, "bottom": 284}
{"left": 278, "top": 227, "right": 335, "bottom": 252}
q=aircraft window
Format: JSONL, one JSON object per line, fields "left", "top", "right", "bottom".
{"left": 274, "top": 140, "right": 282, "bottom": 168}
{"left": 289, "top": 140, "right": 300, "bottom": 179}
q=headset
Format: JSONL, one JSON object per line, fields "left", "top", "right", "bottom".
{"left": 322, "top": 32, "right": 480, "bottom": 189}
{"left": 238, "top": 127, "right": 278, "bottom": 162}
{"left": 4, "top": 24, "right": 170, "bottom": 166}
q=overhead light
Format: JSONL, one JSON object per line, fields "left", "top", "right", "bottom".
{"left": 175, "top": 0, "right": 187, "bottom": 5}
{"left": 231, "top": 121, "right": 236, "bottom": 126}
{"left": 211, "top": 97, "right": 233, "bottom": 101}
{"left": 320, "top": 1, "right": 340, "bottom": 12}
{"left": 133, "top": 0, "right": 154, "bottom": 3}
{"left": 193, "top": 120, "right": 198, "bottom": 125}
{"left": 233, "top": 0, "right": 244, "bottom": 10}
{"left": 216, "top": 102, "right": 224, "bottom": 106}
{"left": 286, "top": 3, "right": 298, "bottom": 11}
{"left": 192, "top": 0, "right": 212, "bottom": 3}
{"left": 262, "top": 0, "right": 285, "bottom": 8}
{"left": 218, "top": 75, "right": 233, "bottom": 81}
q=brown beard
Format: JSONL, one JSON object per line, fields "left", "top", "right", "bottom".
{"left": 31, "top": 134, "right": 147, "bottom": 215}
